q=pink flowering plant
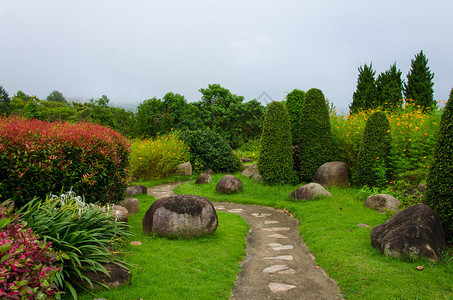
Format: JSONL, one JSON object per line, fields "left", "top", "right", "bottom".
{"left": 0, "top": 206, "right": 60, "bottom": 299}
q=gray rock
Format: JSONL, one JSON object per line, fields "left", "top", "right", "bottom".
{"left": 204, "top": 168, "right": 214, "bottom": 175}
{"left": 418, "top": 183, "right": 427, "bottom": 194}
{"left": 110, "top": 205, "right": 128, "bottom": 223}
{"left": 195, "top": 173, "right": 212, "bottom": 184}
{"left": 125, "top": 185, "right": 147, "bottom": 197}
{"left": 175, "top": 162, "right": 192, "bottom": 176}
{"left": 313, "top": 161, "right": 350, "bottom": 187}
{"left": 364, "top": 194, "right": 401, "bottom": 213}
{"left": 79, "top": 263, "right": 131, "bottom": 291}
{"left": 142, "top": 195, "right": 218, "bottom": 238}
{"left": 241, "top": 164, "right": 261, "bottom": 181}
{"left": 241, "top": 157, "right": 253, "bottom": 163}
{"left": 289, "top": 183, "right": 332, "bottom": 201}
{"left": 119, "top": 198, "right": 139, "bottom": 215}
{"left": 216, "top": 175, "right": 243, "bottom": 194}
{"left": 370, "top": 204, "right": 445, "bottom": 262}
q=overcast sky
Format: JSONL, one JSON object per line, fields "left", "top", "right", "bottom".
{"left": 1, "top": 0, "right": 452, "bottom": 113}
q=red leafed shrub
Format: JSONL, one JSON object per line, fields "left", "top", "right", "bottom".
{"left": 0, "top": 116, "right": 130, "bottom": 207}
{"left": 0, "top": 206, "right": 59, "bottom": 299}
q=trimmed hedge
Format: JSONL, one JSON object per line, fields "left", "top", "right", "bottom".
{"left": 356, "top": 111, "right": 391, "bottom": 186}
{"left": 298, "top": 88, "right": 332, "bottom": 182}
{"left": 425, "top": 88, "right": 453, "bottom": 241}
{"left": 285, "top": 89, "right": 305, "bottom": 145}
{"left": 179, "top": 129, "right": 241, "bottom": 173}
{"left": 0, "top": 117, "right": 130, "bottom": 207}
{"left": 258, "top": 101, "right": 296, "bottom": 185}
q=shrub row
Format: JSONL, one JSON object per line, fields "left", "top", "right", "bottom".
{"left": 0, "top": 117, "right": 130, "bottom": 207}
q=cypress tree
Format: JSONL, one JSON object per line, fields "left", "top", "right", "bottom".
{"left": 425, "top": 88, "right": 453, "bottom": 241}
{"left": 404, "top": 50, "right": 435, "bottom": 110}
{"left": 356, "top": 111, "right": 391, "bottom": 186}
{"left": 258, "top": 101, "right": 295, "bottom": 185}
{"left": 350, "top": 63, "right": 377, "bottom": 113}
{"left": 285, "top": 89, "right": 305, "bottom": 145}
{"left": 298, "top": 88, "right": 332, "bottom": 182}
{"left": 376, "top": 63, "right": 403, "bottom": 109}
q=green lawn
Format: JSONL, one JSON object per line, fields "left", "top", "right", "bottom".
{"left": 176, "top": 174, "right": 453, "bottom": 299}
{"left": 79, "top": 191, "right": 249, "bottom": 300}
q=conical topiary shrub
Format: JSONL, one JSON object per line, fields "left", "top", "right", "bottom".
{"left": 425, "top": 88, "right": 453, "bottom": 241}
{"left": 298, "top": 88, "right": 332, "bottom": 182}
{"left": 285, "top": 89, "right": 305, "bottom": 146}
{"left": 258, "top": 101, "right": 296, "bottom": 185}
{"left": 356, "top": 111, "right": 391, "bottom": 186}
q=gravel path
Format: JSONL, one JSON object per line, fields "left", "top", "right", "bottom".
{"left": 148, "top": 182, "right": 343, "bottom": 300}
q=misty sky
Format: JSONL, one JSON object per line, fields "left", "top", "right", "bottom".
{"left": 1, "top": 0, "right": 452, "bottom": 113}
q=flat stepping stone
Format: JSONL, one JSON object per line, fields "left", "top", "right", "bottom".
{"left": 262, "top": 264, "right": 289, "bottom": 273}
{"left": 267, "top": 283, "right": 297, "bottom": 292}
{"left": 358, "top": 223, "right": 371, "bottom": 228}
{"left": 272, "top": 245, "right": 294, "bottom": 251}
{"left": 268, "top": 233, "right": 288, "bottom": 239}
{"left": 214, "top": 206, "right": 226, "bottom": 210}
{"left": 265, "top": 255, "right": 294, "bottom": 261}
{"left": 279, "top": 268, "right": 297, "bottom": 275}
{"left": 228, "top": 209, "right": 244, "bottom": 213}
{"left": 261, "top": 227, "right": 290, "bottom": 232}
{"left": 268, "top": 243, "right": 283, "bottom": 247}
{"left": 264, "top": 220, "right": 279, "bottom": 224}
{"left": 251, "top": 213, "right": 271, "bottom": 217}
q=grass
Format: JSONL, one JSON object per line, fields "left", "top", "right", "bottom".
{"left": 79, "top": 190, "right": 249, "bottom": 300}
{"left": 176, "top": 174, "right": 453, "bottom": 299}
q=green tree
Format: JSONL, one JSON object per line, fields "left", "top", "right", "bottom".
{"left": 376, "top": 63, "right": 403, "bottom": 109}
{"left": 350, "top": 63, "right": 377, "bottom": 113}
{"left": 285, "top": 89, "right": 305, "bottom": 145}
{"left": 356, "top": 111, "right": 391, "bottom": 186}
{"left": 0, "top": 85, "right": 12, "bottom": 116}
{"left": 46, "top": 90, "right": 67, "bottom": 104}
{"left": 404, "top": 50, "right": 435, "bottom": 110}
{"left": 258, "top": 101, "right": 295, "bottom": 185}
{"left": 298, "top": 88, "right": 332, "bottom": 182}
{"left": 425, "top": 88, "right": 453, "bottom": 241}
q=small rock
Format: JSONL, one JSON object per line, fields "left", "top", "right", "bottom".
{"left": 175, "top": 162, "right": 192, "bottom": 176}
{"left": 119, "top": 198, "right": 139, "bottom": 215}
{"left": 358, "top": 223, "right": 371, "bottom": 228}
{"left": 130, "top": 241, "right": 142, "bottom": 246}
{"left": 110, "top": 205, "right": 128, "bottom": 223}
{"left": 289, "top": 183, "right": 332, "bottom": 201}
{"left": 364, "top": 194, "right": 401, "bottom": 213}
{"left": 195, "top": 173, "right": 212, "bottom": 184}
{"left": 241, "top": 157, "right": 253, "bottom": 163}
{"left": 125, "top": 185, "right": 147, "bottom": 197}
{"left": 416, "top": 266, "right": 424, "bottom": 271}
{"left": 216, "top": 175, "right": 243, "bottom": 194}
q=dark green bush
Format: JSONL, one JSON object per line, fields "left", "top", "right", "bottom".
{"left": 425, "top": 88, "right": 453, "bottom": 241}
{"left": 356, "top": 111, "right": 391, "bottom": 186}
{"left": 258, "top": 101, "right": 296, "bottom": 185}
{"left": 285, "top": 89, "right": 305, "bottom": 145}
{"left": 179, "top": 129, "right": 241, "bottom": 173}
{"left": 0, "top": 117, "right": 130, "bottom": 207}
{"left": 298, "top": 88, "right": 332, "bottom": 181}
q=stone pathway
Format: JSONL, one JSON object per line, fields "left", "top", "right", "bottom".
{"left": 148, "top": 182, "right": 343, "bottom": 300}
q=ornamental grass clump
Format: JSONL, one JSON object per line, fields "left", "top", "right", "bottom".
{"left": 0, "top": 206, "right": 60, "bottom": 299}
{"left": 356, "top": 111, "right": 391, "bottom": 186}
{"left": 18, "top": 191, "right": 131, "bottom": 299}
{"left": 425, "top": 88, "right": 453, "bottom": 241}
{"left": 0, "top": 117, "right": 130, "bottom": 207}
{"left": 130, "top": 133, "right": 190, "bottom": 180}
{"left": 258, "top": 101, "right": 296, "bottom": 185}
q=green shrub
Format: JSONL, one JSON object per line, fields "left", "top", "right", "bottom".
{"left": 285, "top": 89, "right": 305, "bottom": 145}
{"left": 425, "top": 88, "right": 453, "bottom": 241}
{"left": 18, "top": 191, "right": 130, "bottom": 299}
{"left": 258, "top": 101, "right": 296, "bottom": 185}
{"left": 0, "top": 117, "right": 130, "bottom": 207}
{"left": 356, "top": 111, "right": 391, "bottom": 186}
{"left": 179, "top": 129, "right": 241, "bottom": 173}
{"left": 130, "top": 133, "right": 190, "bottom": 180}
{"left": 298, "top": 88, "right": 332, "bottom": 181}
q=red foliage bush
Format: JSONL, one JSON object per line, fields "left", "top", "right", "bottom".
{"left": 0, "top": 206, "right": 59, "bottom": 299}
{"left": 0, "top": 117, "right": 130, "bottom": 206}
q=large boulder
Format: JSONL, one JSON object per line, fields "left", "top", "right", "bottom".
{"left": 79, "top": 263, "right": 131, "bottom": 291}
{"left": 125, "top": 185, "right": 147, "bottom": 197}
{"left": 241, "top": 164, "right": 261, "bottom": 181}
{"left": 175, "top": 162, "right": 192, "bottom": 176}
{"left": 313, "top": 161, "right": 350, "bottom": 187}
{"left": 195, "top": 173, "right": 212, "bottom": 184}
{"left": 364, "top": 194, "right": 401, "bottom": 213}
{"left": 119, "top": 198, "right": 139, "bottom": 215}
{"left": 289, "top": 183, "right": 332, "bottom": 201}
{"left": 216, "top": 175, "right": 243, "bottom": 194}
{"left": 370, "top": 204, "right": 445, "bottom": 262}
{"left": 142, "top": 195, "right": 218, "bottom": 239}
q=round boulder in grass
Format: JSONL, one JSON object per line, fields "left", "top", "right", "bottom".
{"left": 125, "top": 185, "right": 147, "bottom": 197}
{"left": 216, "top": 175, "right": 243, "bottom": 194}
{"left": 142, "top": 195, "right": 218, "bottom": 239}
{"left": 195, "top": 173, "right": 212, "bottom": 184}
{"left": 110, "top": 205, "right": 128, "bottom": 223}
{"left": 289, "top": 183, "right": 332, "bottom": 201}
{"left": 313, "top": 161, "right": 350, "bottom": 187}
{"left": 364, "top": 194, "right": 400, "bottom": 213}
{"left": 119, "top": 198, "right": 139, "bottom": 215}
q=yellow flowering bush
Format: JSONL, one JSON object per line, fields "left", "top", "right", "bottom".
{"left": 129, "top": 133, "right": 190, "bottom": 180}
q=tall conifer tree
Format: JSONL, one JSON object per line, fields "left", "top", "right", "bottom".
{"left": 350, "top": 63, "right": 377, "bottom": 113}
{"left": 376, "top": 63, "right": 403, "bottom": 109}
{"left": 404, "top": 50, "right": 435, "bottom": 110}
